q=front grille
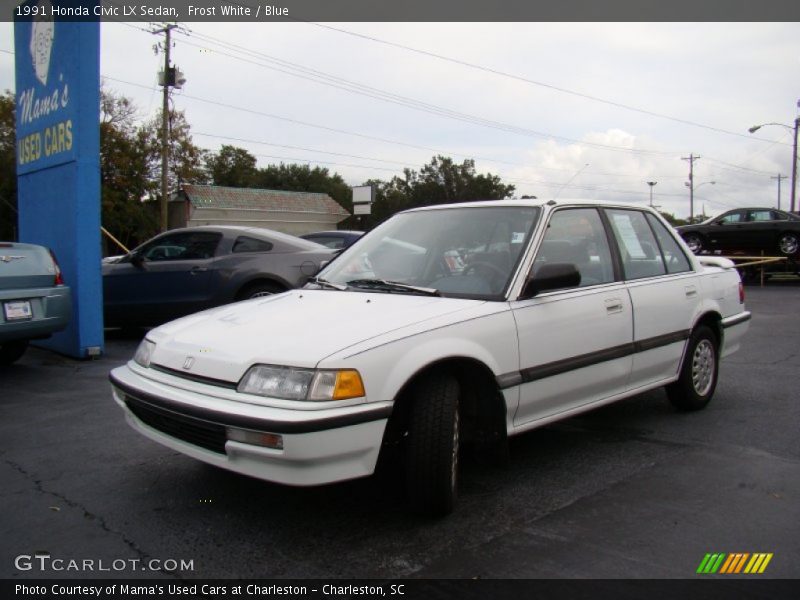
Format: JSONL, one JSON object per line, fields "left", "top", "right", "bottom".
{"left": 126, "top": 395, "right": 227, "bottom": 454}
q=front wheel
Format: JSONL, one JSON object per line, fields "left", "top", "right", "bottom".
{"left": 405, "top": 373, "right": 460, "bottom": 516}
{"left": 778, "top": 232, "right": 799, "bottom": 256}
{"left": 666, "top": 325, "right": 719, "bottom": 411}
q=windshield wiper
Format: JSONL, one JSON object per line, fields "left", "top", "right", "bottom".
{"left": 308, "top": 276, "right": 348, "bottom": 291}
{"left": 346, "top": 279, "right": 440, "bottom": 297}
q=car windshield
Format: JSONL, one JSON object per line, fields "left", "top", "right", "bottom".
{"left": 318, "top": 205, "right": 540, "bottom": 299}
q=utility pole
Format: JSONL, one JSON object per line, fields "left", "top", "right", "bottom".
{"left": 792, "top": 111, "right": 799, "bottom": 214}
{"left": 646, "top": 181, "right": 658, "bottom": 209}
{"left": 154, "top": 24, "right": 177, "bottom": 233}
{"left": 682, "top": 154, "right": 700, "bottom": 223}
{"left": 771, "top": 174, "right": 788, "bottom": 210}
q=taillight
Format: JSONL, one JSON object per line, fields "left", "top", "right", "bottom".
{"left": 49, "top": 249, "right": 65, "bottom": 285}
{"left": 739, "top": 282, "right": 745, "bottom": 304}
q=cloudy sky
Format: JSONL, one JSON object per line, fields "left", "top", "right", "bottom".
{"left": 2, "top": 20, "right": 799, "bottom": 218}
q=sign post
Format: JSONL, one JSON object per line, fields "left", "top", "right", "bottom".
{"left": 14, "top": 1, "right": 103, "bottom": 358}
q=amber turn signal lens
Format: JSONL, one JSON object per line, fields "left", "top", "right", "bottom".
{"left": 333, "top": 370, "right": 366, "bottom": 400}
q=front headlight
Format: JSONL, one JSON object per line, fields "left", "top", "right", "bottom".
{"left": 237, "top": 365, "right": 365, "bottom": 401}
{"left": 133, "top": 339, "right": 155, "bottom": 368}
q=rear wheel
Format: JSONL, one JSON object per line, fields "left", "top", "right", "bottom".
{"left": 405, "top": 373, "right": 460, "bottom": 516}
{"left": 666, "top": 325, "right": 719, "bottom": 411}
{"left": 778, "top": 232, "right": 799, "bottom": 256}
{"left": 0, "top": 340, "right": 28, "bottom": 365}
{"left": 683, "top": 233, "right": 704, "bottom": 254}
{"left": 237, "top": 281, "right": 285, "bottom": 300}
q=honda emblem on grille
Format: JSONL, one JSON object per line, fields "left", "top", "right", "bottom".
{"left": 183, "top": 356, "right": 195, "bottom": 370}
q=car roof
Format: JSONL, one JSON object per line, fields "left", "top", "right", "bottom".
{"left": 403, "top": 198, "right": 656, "bottom": 213}
{"left": 154, "top": 225, "right": 325, "bottom": 250}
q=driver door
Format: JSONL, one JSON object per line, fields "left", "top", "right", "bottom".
{"left": 104, "top": 230, "right": 222, "bottom": 325}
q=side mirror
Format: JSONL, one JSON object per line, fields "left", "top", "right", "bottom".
{"left": 520, "top": 263, "right": 581, "bottom": 300}
{"left": 130, "top": 252, "right": 145, "bottom": 267}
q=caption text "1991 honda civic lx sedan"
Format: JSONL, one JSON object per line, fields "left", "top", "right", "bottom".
{"left": 110, "top": 200, "right": 750, "bottom": 515}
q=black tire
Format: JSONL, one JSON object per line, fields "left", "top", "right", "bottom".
{"left": 683, "top": 233, "right": 704, "bottom": 255}
{"left": 0, "top": 340, "right": 28, "bottom": 365}
{"left": 237, "top": 281, "right": 285, "bottom": 300}
{"left": 405, "top": 373, "right": 460, "bottom": 516}
{"left": 778, "top": 232, "right": 799, "bottom": 256}
{"left": 666, "top": 325, "right": 719, "bottom": 411}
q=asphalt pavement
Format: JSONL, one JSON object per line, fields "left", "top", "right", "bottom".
{"left": 1, "top": 282, "right": 798, "bottom": 581}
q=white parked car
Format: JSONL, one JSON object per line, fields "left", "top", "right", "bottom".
{"left": 110, "top": 200, "right": 750, "bottom": 515}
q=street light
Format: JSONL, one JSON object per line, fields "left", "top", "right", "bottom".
{"left": 748, "top": 108, "right": 800, "bottom": 214}
{"left": 646, "top": 181, "right": 657, "bottom": 209}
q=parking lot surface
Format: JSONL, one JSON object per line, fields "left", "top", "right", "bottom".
{"left": 1, "top": 283, "right": 799, "bottom": 579}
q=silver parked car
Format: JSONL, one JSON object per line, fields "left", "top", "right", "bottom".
{"left": 103, "top": 226, "right": 336, "bottom": 327}
{"left": 0, "top": 242, "right": 72, "bottom": 364}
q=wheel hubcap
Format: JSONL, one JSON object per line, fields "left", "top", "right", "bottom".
{"left": 692, "top": 339, "right": 715, "bottom": 396}
{"left": 779, "top": 235, "right": 798, "bottom": 255}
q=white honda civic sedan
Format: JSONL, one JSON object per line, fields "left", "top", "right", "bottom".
{"left": 110, "top": 200, "right": 750, "bottom": 515}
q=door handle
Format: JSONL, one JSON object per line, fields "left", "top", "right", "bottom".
{"left": 685, "top": 285, "right": 698, "bottom": 298}
{"left": 605, "top": 298, "right": 624, "bottom": 314}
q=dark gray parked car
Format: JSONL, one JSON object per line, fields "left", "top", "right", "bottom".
{"left": 0, "top": 242, "right": 71, "bottom": 364}
{"left": 103, "top": 226, "right": 335, "bottom": 327}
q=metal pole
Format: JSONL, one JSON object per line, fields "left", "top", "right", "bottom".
{"left": 155, "top": 24, "right": 176, "bottom": 233}
{"left": 647, "top": 181, "right": 657, "bottom": 208}
{"left": 682, "top": 154, "right": 700, "bottom": 222}
{"left": 771, "top": 174, "right": 787, "bottom": 210}
{"left": 791, "top": 116, "right": 799, "bottom": 214}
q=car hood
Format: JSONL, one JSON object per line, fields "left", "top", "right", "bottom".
{"left": 146, "top": 289, "right": 484, "bottom": 382}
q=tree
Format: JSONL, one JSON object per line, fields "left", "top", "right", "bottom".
{"left": 206, "top": 145, "right": 258, "bottom": 187}
{"left": 256, "top": 163, "right": 353, "bottom": 212}
{"left": 360, "top": 155, "right": 515, "bottom": 229}
{"left": 100, "top": 89, "right": 156, "bottom": 250}
{"left": 140, "top": 108, "right": 208, "bottom": 197}
{"left": 0, "top": 90, "right": 17, "bottom": 240}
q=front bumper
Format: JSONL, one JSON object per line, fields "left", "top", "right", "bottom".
{"left": 110, "top": 364, "right": 391, "bottom": 486}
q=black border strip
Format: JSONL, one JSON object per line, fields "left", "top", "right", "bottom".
{"left": 498, "top": 329, "right": 691, "bottom": 388}
{"left": 722, "top": 312, "right": 752, "bottom": 329}
{"left": 110, "top": 372, "right": 392, "bottom": 434}
{"left": 150, "top": 363, "right": 238, "bottom": 390}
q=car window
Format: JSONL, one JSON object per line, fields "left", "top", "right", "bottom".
{"left": 719, "top": 211, "right": 744, "bottom": 224}
{"left": 606, "top": 209, "right": 667, "bottom": 280}
{"left": 645, "top": 214, "right": 693, "bottom": 274}
{"left": 232, "top": 236, "right": 274, "bottom": 253}
{"left": 320, "top": 206, "right": 540, "bottom": 299}
{"left": 747, "top": 210, "right": 778, "bottom": 222}
{"left": 532, "top": 208, "right": 615, "bottom": 287}
{"left": 140, "top": 232, "right": 222, "bottom": 261}
{"left": 305, "top": 235, "right": 346, "bottom": 249}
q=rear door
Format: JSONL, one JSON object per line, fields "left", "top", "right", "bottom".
{"left": 605, "top": 209, "right": 700, "bottom": 390}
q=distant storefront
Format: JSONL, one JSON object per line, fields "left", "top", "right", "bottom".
{"left": 170, "top": 185, "right": 350, "bottom": 235}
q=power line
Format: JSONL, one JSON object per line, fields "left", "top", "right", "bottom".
{"left": 306, "top": 22, "right": 791, "bottom": 147}
{"left": 109, "top": 24, "right": 789, "bottom": 179}
{"left": 175, "top": 29, "right": 674, "bottom": 157}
